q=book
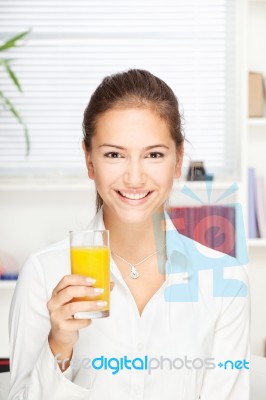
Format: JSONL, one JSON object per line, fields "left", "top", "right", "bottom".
{"left": 168, "top": 206, "right": 236, "bottom": 256}
{"left": 0, "top": 251, "right": 19, "bottom": 280}
{"left": 0, "top": 359, "right": 9, "bottom": 373}
{"left": 255, "top": 176, "right": 266, "bottom": 238}
{"left": 248, "top": 168, "right": 259, "bottom": 238}
{"left": 249, "top": 72, "right": 265, "bottom": 117}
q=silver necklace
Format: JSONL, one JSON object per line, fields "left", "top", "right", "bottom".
{"left": 111, "top": 245, "right": 166, "bottom": 279}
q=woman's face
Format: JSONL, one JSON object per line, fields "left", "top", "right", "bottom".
{"left": 84, "top": 107, "right": 183, "bottom": 223}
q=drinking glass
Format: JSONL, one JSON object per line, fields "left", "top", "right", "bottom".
{"left": 69, "top": 230, "right": 110, "bottom": 319}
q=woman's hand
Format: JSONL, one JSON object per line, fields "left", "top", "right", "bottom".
{"left": 47, "top": 274, "right": 114, "bottom": 370}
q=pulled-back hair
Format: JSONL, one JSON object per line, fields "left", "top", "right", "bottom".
{"left": 82, "top": 69, "right": 184, "bottom": 212}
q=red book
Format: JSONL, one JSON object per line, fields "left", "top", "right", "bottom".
{"left": 168, "top": 206, "right": 236, "bottom": 256}
{"left": 0, "top": 358, "right": 10, "bottom": 373}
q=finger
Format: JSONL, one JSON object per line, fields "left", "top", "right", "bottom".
{"left": 48, "top": 285, "right": 105, "bottom": 311}
{"left": 59, "top": 318, "right": 92, "bottom": 332}
{"left": 60, "top": 300, "right": 108, "bottom": 319}
{"left": 52, "top": 275, "right": 96, "bottom": 297}
{"left": 110, "top": 281, "right": 115, "bottom": 291}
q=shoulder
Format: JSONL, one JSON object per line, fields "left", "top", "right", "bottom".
{"left": 172, "top": 233, "right": 249, "bottom": 296}
{"left": 15, "top": 239, "right": 70, "bottom": 300}
{"left": 29, "top": 237, "right": 69, "bottom": 267}
{"left": 190, "top": 239, "right": 249, "bottom": 303}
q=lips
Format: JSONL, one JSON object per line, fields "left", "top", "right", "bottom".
{"left": 116, "top": 190, "right": 152, "bottom": 200}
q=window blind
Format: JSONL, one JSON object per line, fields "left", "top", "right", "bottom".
{"left": 0, "top": 0, "right": 237, "bottom": 178}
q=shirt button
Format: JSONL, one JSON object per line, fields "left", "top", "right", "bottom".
{"left": 137, "top": 342, "right": 143, "bottom": 351}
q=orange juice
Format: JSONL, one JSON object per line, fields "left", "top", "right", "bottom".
{"left": 70, "top": 246, "right": 110, "bottom": 313}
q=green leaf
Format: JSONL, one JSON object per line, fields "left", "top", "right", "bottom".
{"left": 0, "top": 59, "right": 22, "bottom": 92}
{"left": 0, "top": 30, "right": 31, "bottom": 52}
{"left": 0, "top": 91, "right": 30, "bottom": 156}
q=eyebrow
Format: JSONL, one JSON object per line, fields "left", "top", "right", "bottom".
{"left": 99, "top": 144, "right": 169, "bottom": 150}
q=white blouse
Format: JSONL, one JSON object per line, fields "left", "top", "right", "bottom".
{"left": 8, "top": 208, "right": 250, "bottom": 400}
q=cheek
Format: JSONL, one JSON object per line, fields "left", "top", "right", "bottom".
{"left": 93, "top": 161, "right": 121, "bottom": 185}
{"left": 147, "top": 159, "right": 176, "bottom": 179}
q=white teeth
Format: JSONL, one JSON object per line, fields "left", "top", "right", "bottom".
{"left": 119, "top": 191, "right": 149, "bottom": 200}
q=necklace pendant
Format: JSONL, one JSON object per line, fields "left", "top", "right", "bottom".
{"left": 130, "top": 266, "right": 139, "bottom": 279}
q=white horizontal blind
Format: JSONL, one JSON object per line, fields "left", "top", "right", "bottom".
{"left": 0, "top": 0, "right": 236, "bottom": 178}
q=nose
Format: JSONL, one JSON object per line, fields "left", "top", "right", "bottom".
{"left": 123, "top": 157, "right": 146, "bottom": 187}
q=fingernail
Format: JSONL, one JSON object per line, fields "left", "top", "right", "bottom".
{"left": 86, "top": 277, "right": 96, "bottom": 284}
{"left": 94, "top": 288, "right": 104, "bottom": 293}
{"left": 97, "top": 301, "right": 107, "bottom": 307}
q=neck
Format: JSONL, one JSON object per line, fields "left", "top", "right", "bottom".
{"left": 103, "top": 206, "right": 166, "bottom": 262}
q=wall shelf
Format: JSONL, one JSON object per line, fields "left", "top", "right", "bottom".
{"left": 248, "top": 239, "right": 266, "bottom": 247}
{"left": 249, "top": 0, "right": 266, "bottom": 3}
{"left": 0, "top": 281, "right": 17, "bottom": 289}
{"left": 248, "top": 118, "right": 266, "bottom": 126}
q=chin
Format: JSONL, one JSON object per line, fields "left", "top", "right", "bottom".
{"left": 115, "top": 205, "right": 165, "bottom": 224}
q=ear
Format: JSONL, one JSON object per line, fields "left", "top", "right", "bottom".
{"left": 174, "top": 144, "right": 184, "bottom": 179}
{"left": 82, "top": 141, "right": 95, "bottom": 180}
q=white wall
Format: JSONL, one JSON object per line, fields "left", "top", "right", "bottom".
{"left": 247, "top": 0, "right": 266, "bottom": 357}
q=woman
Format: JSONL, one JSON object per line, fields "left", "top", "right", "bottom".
{"left": 8, "top": 69, "right": 249, "bottom": 399}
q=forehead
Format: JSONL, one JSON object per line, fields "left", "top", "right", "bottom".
{"left": 93, "top": 108, "right": 172, "bottom": 144}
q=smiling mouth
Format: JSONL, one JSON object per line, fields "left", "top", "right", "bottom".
{"left": 116, "top": 190, "right": 152, "bottom": 200}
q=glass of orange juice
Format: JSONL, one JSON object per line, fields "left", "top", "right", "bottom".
{"left": 69, "top": 230, "right": 110, "bottom": 319}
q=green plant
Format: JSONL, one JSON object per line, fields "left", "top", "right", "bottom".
{"left": 0, "top": 30, "right": 30, "bottom": 156}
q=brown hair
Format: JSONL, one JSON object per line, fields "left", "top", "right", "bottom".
{"left": 82, "top": 69, "right": 184, "bottom": 212}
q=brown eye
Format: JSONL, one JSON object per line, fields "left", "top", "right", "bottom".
{"left": 104, "top": 152, "right": 121, "bottom": 158}
{"left": 148, "top": 152, "right": 164, "bottom": 158}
